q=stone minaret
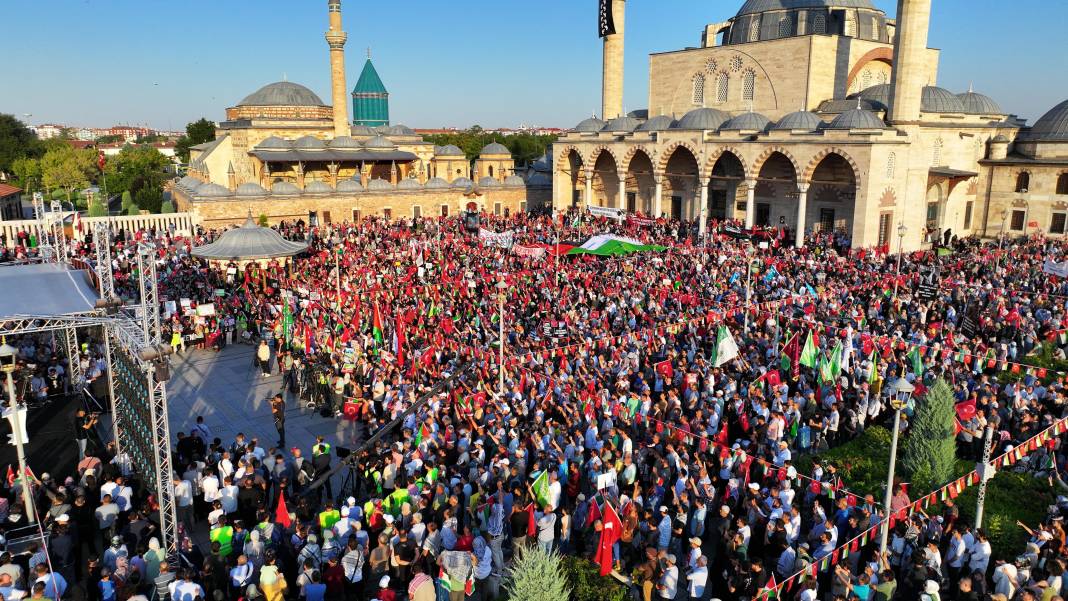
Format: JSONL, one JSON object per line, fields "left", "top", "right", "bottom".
{"left": 601, "top": 0, "right": 626, "bottom": 121}
{"left": 887, "top": 0, "right": 930, "bottom": 124}
{"left": 326, "top": 0, "right": 350, "bottom": 137}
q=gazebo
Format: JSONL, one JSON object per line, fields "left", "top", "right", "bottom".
{"left": 191, "top": 214, "right": 309, "bottom": 263}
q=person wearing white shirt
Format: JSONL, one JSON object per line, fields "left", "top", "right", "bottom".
{"left": 686, "top": 556, "right": 707, "bottom": 599}
{"left": 968, "top": 530, "right": 992, "bottom": 575}
{"left": 219, "top": 477, "right": 239, "bottom": 516}
{"left": 201, "top": 471, "right": 221, "bottom": 506}
{"left": 172, "top": 477, "right": 194, "bottom": 531}
{"left": 658, "top": 554, "right": 679, "bottom": 599}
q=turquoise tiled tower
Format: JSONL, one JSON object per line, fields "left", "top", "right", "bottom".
{"left": 352, "top": 57, "right": 389, "bottom": 127}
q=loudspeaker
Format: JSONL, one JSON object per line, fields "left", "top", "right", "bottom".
{"left": 337, "top": 446, "right": 352, "bottom": 459}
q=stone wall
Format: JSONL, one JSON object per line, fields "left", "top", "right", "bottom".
{"left": 981, "top": 163, "right": 1068, "bottom": 238}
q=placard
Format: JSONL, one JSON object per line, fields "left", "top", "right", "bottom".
{"left": 196, "top": 303, "right": 215, "bottom": 316}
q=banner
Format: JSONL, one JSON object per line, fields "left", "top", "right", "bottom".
{"left": 1043, "top": 259, "right": 1068, "bottom": 278}
{"left": 513, "top": 244, "right": 547, "bottom": 259}
{"left": 587, "top": 205, "right": 626, "bottom": 221}
{"left": 478, "top": 228, "right": 515, "bottom": 249}
{"left": 627, "top": 215, "right": 655, "bottom": 227}
{"left": 598, "top": 0, "right": 616, "bottom": 38}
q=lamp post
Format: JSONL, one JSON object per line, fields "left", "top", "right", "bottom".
{"left": 0, "top": 340, "right": 34, "bottom": 523}
{"left": 879, "top": 376, "right": 914, "bottom": 556}
{"left": 497, "top": 279, "right": 508, "bottom": 397}
{"left": 334, "top": 244, "right": 342, "bottom": 302}
{"left": 743, "top": 245, "right": 758, "bottom": 334}
{"left": 892, "top": 223, "right": 907, "bottom": 301}
{"left": 996, "top": 209, "right": 1008, "bottom": 272}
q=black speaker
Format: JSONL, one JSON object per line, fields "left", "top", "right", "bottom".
{"left": 337, "top": 446, "right": 352, "bottom": 459}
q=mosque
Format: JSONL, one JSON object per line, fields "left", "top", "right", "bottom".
{"left": 552, "top": 0, "right": 1068, "bottom": 251}
{"left": 171, "top": 0, "right": 550, "bottom": 227}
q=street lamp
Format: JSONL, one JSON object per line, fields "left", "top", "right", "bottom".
{"left": 879, "top": 375, "right": 914, "bottom": 555}
{"left": 0, "top": 340, "right": 34, "bottom": 523}
{"left": 996, "top": 209, "right": 1009, "bottom": 272}
{"left": 497, "top": 279, "right": 508, "bottom": 396}
{"left": 743, "top": 245, "right": 759, "bottom": 334}
{"left": 892, "top": 223, "right": 907, "bottom": 300}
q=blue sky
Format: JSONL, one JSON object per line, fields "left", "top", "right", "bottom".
{"left": 2, "top": 0, "right": 1064, "bottom": 130}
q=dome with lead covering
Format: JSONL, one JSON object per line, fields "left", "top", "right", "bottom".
{"left": 256, "top": 136, "right": 291, "bottom": 150}
{"left": 179, "top": 176, "right": 203, "bottom": 190}
{"left": 425, "top": 177, "right": 449, "bottom": 189}
{"left": 329, "top": 136, "right": 362, "bottom": 149}
{"left": 720, "top": 112, "right": 771, "bottom": 131}
{"left": 921, "top": 86, "right": 966, "bottom": 113}
{"left": 196, "top": 183, "right": 232, "bottom": 197}
{"left": 336, "top": 178, "right": 364, "bottom": 193}
{"left": 1024, "top": 99, "right": 1068, "bottom": 141}
{"left": 637, "top": 115, "right": 677, "bottom": 131}
{"left": 602, "top": 116, "right": 642, "bottom": 132}
{"left": 478, "top": 176, "right": 500, "bottom": 188}
{"left": 527, "top": 173, "right": 551, "bottom": 187}
{"left": 271, "top": 181, "right": 301, "bottom": 195}
{"left": 236, "top": 183, "right": 268, "bottom": 197}
{"left": 365, "top": 135, "right": 397, "bottom": 150}
{"left": 736, "top": 0, "right": 876, "bottom": 16}
{"left": 366, "top": 178, "right": 394, "bottom": 191}
{"left": 238, "top": 82, "right": 325, "bottom": 107}
{"left": 304, "top": 181, "right": 334, "bottom": 193}
{"left": 504, "top": 175, "right": 526, "bottom": 186}
{"left": 957, "top": 91, "right": 1004, "bottom": 115}
{"left": 826, "top": 108, "right": 886, "bottom": 130}
{"left": 772, "top": 110, "right": 824, "bottom": 131}
{"left": 293, "top": 135, "right": 327, "bottom": 150}
{"left": 674, "top": 108, "right": 732, "bottom": 131}
{"left": 351, "top": 125, "right": 376, "bottom": 136}
{"left": 480, "top": 142, "right": 511, "bottom": 156}
{"left": 451, "top": 177, "right": 474, "bottom": 189}
{"left": 397, "top": 178, "right": 422, "bottom": 190}
{"left": 574, "top": 117, "right": 607, "bottom": 132}
{"left": 436, "top": 145, "right": 465, "bottom": 157}
{"left": 191, "top": 213, "right": 309, "bottom": 261}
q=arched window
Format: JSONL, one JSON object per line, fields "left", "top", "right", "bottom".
{"left": 812, "top": 13, "right": 826, "bottom": 34}
{"left": 748, "top": 16, "right": 761, "bottom": 42}
{"left": 1016, "top": 172, "right": 1031, "bottom": 193}
{"left": 933, "top": 138, "right": 944, "bottom": 166}
{"left": 742, "top": 69, "right": 756, "bottom": 102}
{"left": 861, "top": 70, "right": 872, "bottom": 90}
{"left": 778, "top": 16, "right": 792, "bottom": 38}
{"left": 716, "top": 73, "right": 729, "bottom": 104}
{"left": 844, "top": 14, "right": 857, "bottom": 37}
{"left": 886, "top": 152, "right": 896, "bottom": 179}
{"left": 876, "top": 71, "right": 889, "bottom": 86}
{"left": 1058, "top": 173, "right": 1068, "bottom": 195}
{"left": 692, "top": 74, "right": 705, "bottom": 105}
{"left": 871, "top": 16, "right": 880, "bottom": 40}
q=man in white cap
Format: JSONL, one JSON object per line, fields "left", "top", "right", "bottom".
{"left": 657, "top": 553, "right": 678, "bottom": 600}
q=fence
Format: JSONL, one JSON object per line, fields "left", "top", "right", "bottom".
{"left": 0, "top": 213, "right": 200, "bottom": 248}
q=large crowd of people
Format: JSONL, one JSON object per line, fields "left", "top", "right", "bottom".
{"left": 0, "top": 209, "right": 1067, "bottom": 601}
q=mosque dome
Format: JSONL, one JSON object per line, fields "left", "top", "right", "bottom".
{"left": 636, "top": 115, "right": 677, "bottom": 131}
{"left": 504, "top": 175, "right": 527, "bottom": 186}
{"left": 293, "top": 135, "right": 327, "bottom": 150}
{"left": 196, "top": 183, "right": 232, "bottom": 198}
{"left": 236, "top": 183, "right": 268, "bottom": 197}
{"left": 674, "top": 108, "right": 732, "bottom": 131}
{"left": 478, "top": 176, "right": 500, "bottom": 188}
{"left": 388, "top": 124, "right": 416, "bottom": 135}
{"left": 1025, "top": 99, "right": 1068, "bottom": 141}
{"left": 271, "top": 181, "right": 301, "bottom": 195}
{"left": 720, "top": 112, "right": 771, "bottom": 131}
{"left": 736, "top": 0, "right": 876, "bottom": 16}
{"left": 957, "top": 91, "right": 1004, "bottom": 115}
{"left": 256, "top": 136, "right": 292, "bottom": 150}
{"left": 329, "top": 136, "right": 362, "bottom": 149}
{"left": 336, "top": 178, "right": 364, "bottom": 193}
{"left": 364, "top": 135, "right": 397, "bottom": 150}
{"left": 526, "top": 173, "right": 551, "bottom": 187}
{"left": 451, "top": 177, "right": 474, "bottom": 189}
{"left": 921, "top": 86, "right": 966, "bottom": 113}
{"left": 366, "top": 178, "right": 394, "bottom": 191}
{"left": 191, "top": 214, "right": 309, "bottom": 261}
{"left": 854, "top": 84, "right": 891, "bottom": 110}
{"left": 304, "top": 181, "right": 334, "bottom": 193}
{"left": 436, "top": 145, "right": 465, "bottom": 157}
{"left": 825, "top": 108, "right": 886, "bottom": 130}
{"left": 602, "top": 116, "right": 642, "bottom": 132}
{"left": 397, "top": 178, "right": 422, "bottom": 190}
{"left": 424, "top": 177, "right": 450, "bottom": 189}
{"left": 238, "top": 82, "right": 325, "bottom": 107}
{"left": 480, "top": 142, "right": 511, "bottom": 156}
{"left": 574, "top": 117, "right": 607, "bottom": 132}
{"left": 771, "top": 110, "right": 824, "bottom": 131}
{"left": 351, "top": 125, "right": 376, "bottom": 136}
{"left": 178, "top": 176, "right": 203, "bottom": 190}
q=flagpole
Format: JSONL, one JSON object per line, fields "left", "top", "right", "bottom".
{"left": 497, "top": 278, "right": 507, "bottom": 397}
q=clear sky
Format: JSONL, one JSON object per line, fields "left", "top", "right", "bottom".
{"left": 2, "top": 0, "right": 1064, "bottom": 130}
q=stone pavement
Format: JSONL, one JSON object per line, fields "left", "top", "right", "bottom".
{"left": 164, "top": 343, "right": 356, "bottom": 496}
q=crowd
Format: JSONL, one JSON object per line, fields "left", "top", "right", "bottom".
{"left": 0, "top": 210, "right": 1066, "bottom": 601}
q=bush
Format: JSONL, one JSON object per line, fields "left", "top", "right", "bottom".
{"left": 126, "top": 203, "right": 140, "bottom": 216}
{"left": 561, "top": 556, "right": 628, "bottom": 601}
{"left": 504, "top": 545, "right": 570, "bottom": 601}
{"left": 901, "top": 378, "right": 957, "bottom": 492}
{"left": 258, "top": 213, "right": 269, "bottom": 227}
{"left": 121, "top": 190, "right": 133, "bottom": 210}
{"left": 88, "top": 194, "right": 108, "bottom": 217}
{"left": 161, "top": 200, "right": 175, "bottom": 214}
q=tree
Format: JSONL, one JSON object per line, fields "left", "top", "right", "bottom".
{"left": 10, "top": 156, "right": 41, "bottom": 191}
{"left": 95, "top": 134, "right": 124, "bottom": 145}
{"left": 88, "top": 193, "right": 108, "bottom": 217}
{"left": 121, "top": 190, "right": 134, "bottom": 211}
{"left": 175, "top": 118, "right": 216, "bottom": 163}
{"left": 901, "top": 377, "right": 958, "bottom": 492}
{"left": 0, "top": 114, "right": 42, "bottom": 177}
{"left": 40, "top": 144, "right": 95, "bottom": 202}
{"left": 421, "top": 128, "right": 557, "bottom": 165}
{"left": 126, "top": 203, "right": 140, "bottom": 216}
{"left": 106, "top": 145, "right": 169, "bottom": 212}
{"left": 505, "top": 545, "right": 570, "bottom": 601}
{"left": 258, "top": 213, "right": 269, "bottom": 227}
{"left": 160, "top": 200, "right": 175, "bottom": 214}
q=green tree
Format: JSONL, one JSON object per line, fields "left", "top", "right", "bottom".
{"left": 126, "top": 203, "right": 140, "bottom": 216}
{"left": 0, "top": 114, "right": 43, "bottom": 177}
{"left": 121, "top": 190, "right": 133, "bottom": 210}
{"left": 106, "top": 145, "right": 169, "bottom": 212}
{"left": 95, "top": 134, "right": 124, "bottom": 145}
{"left": 160, "top": 200, "right": 175, "bottom": 214}
{"left": 901, "top": 377, "right": 958, "bottom": 492}
{"left": 40, "top": 144, "right": 95, "bottom": 202}
{"left": 258, "top": 213, "right": 269, "bottom": 227}
{"left": 88, "top": 193, "right": 108, "bottom": 217}
{"left": 134, "top": 187, "right": 163, "bottom": 213}
{"left": 10, "top": 156, "right": 41, "bottom": 191}
{"left": 505, "top": 545, "right": 570, "bottom": 601}
{"left": 175, "top": 118, "right": 216, "bottom": 163}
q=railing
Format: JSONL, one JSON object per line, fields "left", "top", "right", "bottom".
{"left": 0, "top": 213, "right": 200, "bottom": 248}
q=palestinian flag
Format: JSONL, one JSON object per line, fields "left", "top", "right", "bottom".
{"left": 372, "top": 302, "right": 384, "bottom": 346}
{"left": 781, "top": 332, "right": 800, "bottom": 380}
{"left": 415, "top": 423, "right": 432, "bottom": 446}
{"left": 565, "top": 234, "right": 666, "bottom": 256}
{"left": 758, "top": 574, "right": 778, "bottom": 600}
{"left": 800, "top": 331, "right": 819, "bottom": 369}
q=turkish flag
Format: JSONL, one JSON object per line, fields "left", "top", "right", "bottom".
{"left": 275, "top": 492, "right": 293, "bottom": 529}
{"left": 596, "top": 502, "right": 623, "bottom": 576}
{"left": 526, "top": 503, "right": 537, "bottom": 539}
{"left": 655, "top": 360, "right": 673, "bottom": 379}
{"left": 955, "top": 399, "right": 977, "bottom": 421}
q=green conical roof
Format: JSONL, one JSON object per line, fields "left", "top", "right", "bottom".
{"left": 353, "top": 59, "right": 387, "bottom": 95}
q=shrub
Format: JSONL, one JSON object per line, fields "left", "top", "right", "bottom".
{"left": 88, "top": 194, "right": 108, "bottom": 217}
{"left": 121, "top": 190, "right": 133, "bottom": 210}
{"left": 504, "top": 545, "right": 570, "bottom": 601}
{"left": 901, "top": 378, "right": 957, "bottom": 492}
{"left": 126, "top": 203, "right": 140, "bottom": 216}
{"left": 161, "top": 200, "right": 175, "bottom": 214}
{"left": 561, "top": 556, "right": 628, "bottom": 601}
{"left": 258, "top": 213, "right": 269, "bottom": 227}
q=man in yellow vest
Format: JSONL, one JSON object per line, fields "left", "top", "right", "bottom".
{"left": 210, "top": 515, "right": 235, "bottom": 558}
{"left": 319, "top": 500, "right": 341, "bottom": 531}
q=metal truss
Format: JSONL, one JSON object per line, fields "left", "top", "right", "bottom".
{"left": 58, "top": 327, "right": 82, "bottom": 392}
{"left": 93, "top": 222, "right": 117, "bottom": 302}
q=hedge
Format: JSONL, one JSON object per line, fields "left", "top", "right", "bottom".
{"left": 560, "top": 556, "right": 628, "bottom": 601}
{"left": 794, "top": 426, "right": 1051, "bottom": 560}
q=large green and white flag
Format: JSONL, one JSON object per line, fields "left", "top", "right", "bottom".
{"left": 531, "top": 470, "right": 552, "bottom": 508}
{"left": 712, "top": 325, "right": 739, "bottom": 367}
{"left": 799, "top": 331, "right": 819, "bottom": 369}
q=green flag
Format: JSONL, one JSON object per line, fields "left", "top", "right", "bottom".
{"left": 712, "top": 325, "right": 739, "bottom": 367}
{"left": 818, "top": 353, "right": 834, "bottom": 383}
{"left": 827, "top": 341, "right": 843, "bottom": 380}
{"left": 800, "top": 332, "right": 818, "bottom": 369}
{"left": 908, "top": 346, "right": 924, "bottom": 376}
{"left": 531, "top": 470, "right": 552, "bottom": 508}
{"left": 867, "top": 351, "right": 879, "bottom": 384}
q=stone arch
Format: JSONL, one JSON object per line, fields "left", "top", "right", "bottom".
{"left": 657, "top": 141, "right": 701, "bottom": 175}
{"left": 705, "top": 147, "right": 751, "bottom": 181}
{"left": 556, "top": 144, "right": 584, "bottom": 168}
{"left": 623, "top": 146, "right": 656, "bottom": 174}
{"left": 752, "top": 146, "right": 801, "bottom": 182}
{"left": 588, "top": 145, "right": 620, "bottom": 169}
{"left": 846, "top": 47, "right": 894, "bottom": 91}
{"left": 802, "top": 147, "right": 862, "bottom": 189}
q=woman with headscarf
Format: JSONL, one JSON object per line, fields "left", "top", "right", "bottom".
{"left": 437, "top": 550, "right": 473, "bottom": 601}
{"left": 143, "top": 538, "right": 165, "bottom": 581}
{"left": 243, "top": 530, "right": 265, "bottom": 570}
{"left": 470, "top": 536, "right": 493, "bottom": 601}
{"left": 258, "top": 551, "right": 287, "bottom": 601}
